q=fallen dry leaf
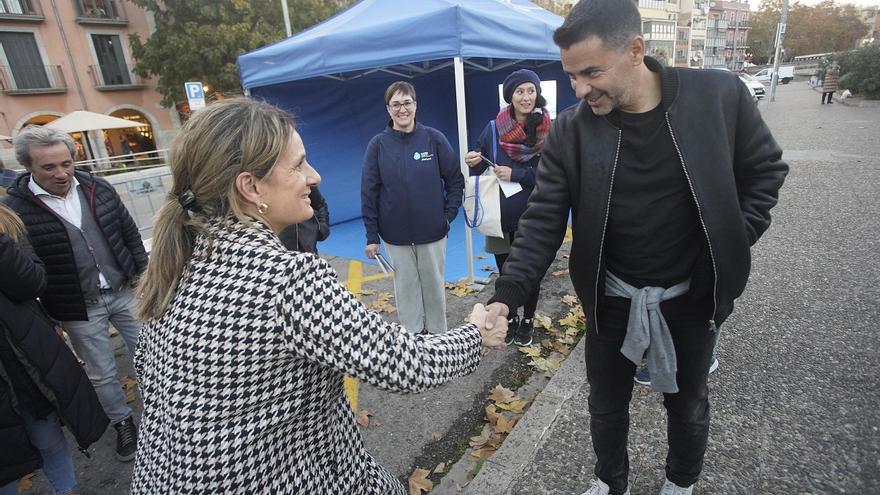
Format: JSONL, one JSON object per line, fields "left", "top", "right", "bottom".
{"left": 552, "top": 268, "right": 569, "bottom": 276}
{"left": 431, "top": 431, "right": 443, "bottom": 442}
{"left": 485, "top": 404, "right": 501, "bottom": 427}
{"left": 448, "top": 280, "right": 478, "bottom": 297}
{"left": 469, "top": 426, "right": 493, "bottom": 448}
{"left": 475, "top": 255, "right": 487, "bottom": 259}
{"left": 408, "top": 468, "right": 433, "bottom": 495}
{"left": 356, "top": 409, "right": 372, "bottom": 428}
{"left": 495, "top": 414, "right": 519, "bottom": 434}
{"left": 541, "top": 338, "right": 555, "bottom": 350}
{"left": 16, "top": 473, "right": 35, "bottom": 492}
{"left": 532, "top": 314, "right": 554, "bottom": 331}
{"left": 367, "top": 292, "right": 397, "bottom": 313}
{"left": 358, "top": 289, "right": 376, "bottom": 296}
{"left": 469, "top": 446, "right": 496, "bottom": 460}
{"left": 120, "top": 376, "right": 138, "bottom": 403}
{"left": 480, "top": 265, "right": 496, "bottom": 272}
{"left": 488, "top": 384, "right": 516, "bottom": 404}
{"left": 433, "top": 462, "right": 446, "bottom": 474}
{"left": 561, "top": 295, "right": 578, "bottom": 306}
{"left": 495, "top": 399, "right": 527, "bottom": 414}
{"left": 518, "top": 345, "right": 542, "bottom": 358}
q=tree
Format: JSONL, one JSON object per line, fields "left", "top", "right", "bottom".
{"left": 129, "top": 0, "right": 354, "bottom": 107}
{"left": 749, "top": 0, "right": 867, "bottom": 63}
{"left": 531, "top": 0, "right": 572, "bottom": 17}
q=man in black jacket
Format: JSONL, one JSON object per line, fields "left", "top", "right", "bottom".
{"left": 482, "top": 1, "right": 788, "bottom": 494}
{"left": 278, "top": 186, "right": 330, "bottom": 254}
{"left": 4, "top": 125, "right": 147, "bottom": 463}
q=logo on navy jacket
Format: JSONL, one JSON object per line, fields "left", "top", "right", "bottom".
{"left": 413, "top": 151, "right": 434, "bottom": 162}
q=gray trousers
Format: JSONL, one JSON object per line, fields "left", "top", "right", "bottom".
{"left": 384, "top": 238, "right": 447, "bottom": 334}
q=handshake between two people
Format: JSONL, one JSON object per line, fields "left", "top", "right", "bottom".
{"left": 468, "top": 302, "right": 511, "bottom": 352}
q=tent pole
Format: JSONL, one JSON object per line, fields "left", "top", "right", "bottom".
{"left": 454, "top": 56, "right": 480, "bottom": 287}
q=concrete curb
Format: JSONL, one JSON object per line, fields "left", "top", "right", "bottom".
{"left": 463, "top": 339, "right": 587, "bottom": 495}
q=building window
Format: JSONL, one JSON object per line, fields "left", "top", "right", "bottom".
{"left": 0, "top": 0, "right": 37, "bottom": 14}
{"left": 0, "top": 31, "right": 49, "bottom": 89}
{"left": 91, "top": 33, "right": 131, "bottom": 86}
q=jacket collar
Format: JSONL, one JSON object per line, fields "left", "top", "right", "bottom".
{"left": 643, "top": 56, "right": 680, "bottom": 111}
{"left": 10, "top": 169, "right": 96, "bottom": 201}
{"left": 384, "top": 120, "right": 422, "bottom": 138}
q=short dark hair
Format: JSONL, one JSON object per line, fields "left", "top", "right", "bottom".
{"left": 553, "top": 0, "right": 642, "bottom": 51}
{"left": 384, "top": 81, "right": 416, "bottom": 106}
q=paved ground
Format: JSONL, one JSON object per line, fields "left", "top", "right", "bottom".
{"left": 465, "top": 82, "right": 880, "bottom": 494}
{"left": 24, "top": 81, "right": 879, "bottom": 494}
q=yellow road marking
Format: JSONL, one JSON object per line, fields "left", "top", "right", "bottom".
{"left": 341, "top": 261, "right": 364, "bottom": 412}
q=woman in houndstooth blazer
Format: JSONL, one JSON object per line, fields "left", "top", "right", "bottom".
{"left": 130, "top": 98, "right": 507, "bottom": 494}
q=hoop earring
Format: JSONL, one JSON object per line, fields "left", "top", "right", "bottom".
{"left": 258, "top": 203, "right": 269, "bottom": 215}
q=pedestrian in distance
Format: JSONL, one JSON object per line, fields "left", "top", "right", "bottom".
{"left": 465, "top": 68, "right": 550, "bottom": 347}
{"left": 361, "top": 81, "right": 465, "bottom": 334}
{"left": 130, "top": 98, "right": 507, "bottom": 494}
{"left": 278, "top": 186, "right": 330, "bottom": 254}
{"left": 478, "top": 0, "right": 788, "bottom": 493}
{"left": 821, "top": 60, "right": 840, "bottom": 104}
{"left": 4, "top": 125, "right": 147, "bottom": 463}
{"left": 0, "top": 202, "right": 109, "bottom": 495}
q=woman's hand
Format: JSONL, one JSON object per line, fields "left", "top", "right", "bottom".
{"left": 469, "top": 303, "right": 507, "bottom": 350}
{"left": 494, "top": 166, "right": 513, "bottom": 182}
{"left": 465, "top": 151, "right": 484, "bottom": 168}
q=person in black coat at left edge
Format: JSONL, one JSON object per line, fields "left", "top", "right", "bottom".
{"left": 0, "top": 202, "right": 108, "bottom": 495}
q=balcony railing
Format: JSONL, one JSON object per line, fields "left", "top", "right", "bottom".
{"left": 644, "top": 32, "right": 676, "bottom": 41}
{"left": 89, "top": 64, "right": 144, "bottom": 90}
{"left": 74, "top": 0, "right": 126, "bottom": 24}
{"left": 0, "top": 64, "right": 66, "bottom": 94}
{"left": 0, "top": 0, "right": 43, "bottom": 20}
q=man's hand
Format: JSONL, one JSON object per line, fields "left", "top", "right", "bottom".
{"left": 484, "top": 302, "right": 509, "bottom": 330}
{"left": 469, "top": 304, "right": 507, "bottom": 349}
{"left": 365, "top": 243, "right": 380, "bottom": 259}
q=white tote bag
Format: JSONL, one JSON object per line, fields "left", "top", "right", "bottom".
{"left": 464, "top": 169, "right": 503, "bottom": 238}
{"left": 463, "top": 121, "right": 503, "bottom": 238}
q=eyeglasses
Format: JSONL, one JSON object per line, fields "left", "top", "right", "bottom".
{"left": 389, "top": 100, "right": 415, "bottom": 112}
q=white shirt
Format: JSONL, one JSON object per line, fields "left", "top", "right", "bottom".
{"left": 28, "top": 176, "right": 111, "bottom": 289}
{"left": 28, "top": 176, "right": 83, "bottom": 229}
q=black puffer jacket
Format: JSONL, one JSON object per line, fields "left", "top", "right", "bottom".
{"left": 3, "top": 171, "right": 148, "bottom": 321}
{"left": 0, "top": 233, "right": 109, "bottom": 486}
{"left": 278, "top": 187, "right": 331, "bottom": 254}
{"left": 490, "top": 57, "right": 788, "bottom": 328}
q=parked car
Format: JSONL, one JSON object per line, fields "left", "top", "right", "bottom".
{"left": 739, "top": 73, "right": 766, "bottom": 99}
{"left": 752, "top": 65, "right": 795, "bottom": 84}
{"left": 710, "top": 67, "right": 759, "bottom": 103}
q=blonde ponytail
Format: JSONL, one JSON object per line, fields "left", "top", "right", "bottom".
{"left": 135, "top": 97, "right": 294, "bottom": 320}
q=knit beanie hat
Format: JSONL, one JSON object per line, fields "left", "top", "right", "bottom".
{"left": 502, "top": 69, "right": 542, "bottom": 104}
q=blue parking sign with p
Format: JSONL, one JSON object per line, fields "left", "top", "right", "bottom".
{"left": 185, "top": 82, "right": 204, "bottom": 99}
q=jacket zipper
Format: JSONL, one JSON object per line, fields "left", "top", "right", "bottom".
{"left": 665, "top": 113, "right": 719, "bottom": 323}
{"left": 592, "top": 129, "right": 623, "bottom": 335}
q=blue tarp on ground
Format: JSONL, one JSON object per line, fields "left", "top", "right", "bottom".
{"left": 238, "top": 0, "right": 578, "bottom": 278}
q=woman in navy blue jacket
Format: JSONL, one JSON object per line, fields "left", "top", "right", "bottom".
{"left": 465, "top": 69, "right": 551, "bottom": 346}
{"left": 361, "top": 81, "right": 464, "bottom": 334}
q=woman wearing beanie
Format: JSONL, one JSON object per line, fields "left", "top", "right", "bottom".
{"left": 465, "top": 69, "right": 550, "bottom": 347}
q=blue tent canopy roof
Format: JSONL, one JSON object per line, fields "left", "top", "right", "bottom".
{"left": 238, "top": 0, "right": 564, "bottom": 89}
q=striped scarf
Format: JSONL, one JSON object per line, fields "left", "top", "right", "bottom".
{"left": 495, "top": 106, "right": 551, "bottom": 163}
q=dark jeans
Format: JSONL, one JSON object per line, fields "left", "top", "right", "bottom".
{"left": 586, "top": 295, "right": 717, "bottom": 493}
{"left": 822, "top": 91, "right": 835, "bottom": 103}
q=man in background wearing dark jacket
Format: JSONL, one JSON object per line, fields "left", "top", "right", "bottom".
{"left": 481, "top": 1, "right": 788, "bottom": 494}
{"left": 362, "top": 81, "right": 464, "bottom": 334}
{"left": 4, "top": 125, "right": 147, "bottom": 463}
{"left": 279, "top": 186, "right": 330, "bottom": 254}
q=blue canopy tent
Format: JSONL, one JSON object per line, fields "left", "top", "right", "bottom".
{"left": 238, "top": 0, "right": 577, "bottom": 282}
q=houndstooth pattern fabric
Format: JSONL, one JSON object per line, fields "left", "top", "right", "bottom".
{"left": 131, "top": 219, "right": 483, "bottom": 494}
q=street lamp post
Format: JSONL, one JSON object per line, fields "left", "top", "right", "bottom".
{"left": 769, "top": 0, "right": 789, "bottom": 102}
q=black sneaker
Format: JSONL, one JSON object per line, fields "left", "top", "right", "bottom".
{"left": 504, "top": 315, "right": 520, "bottom": 345}
{"left": 514, "top": 318, "right": 534, "bottom": 347}
{"left": 114, "top": 417, "right": 138, "bottom": 462}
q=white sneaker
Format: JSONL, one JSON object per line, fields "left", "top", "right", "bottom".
{"left": 658, "top": 478, "right": 694, "bottom": 495}
{"left": 580, "top": 478, "right": 630, "bottom": 495}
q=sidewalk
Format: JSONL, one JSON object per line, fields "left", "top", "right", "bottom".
{"left": 462, "top": 82, "right": 880, "bottom": 494}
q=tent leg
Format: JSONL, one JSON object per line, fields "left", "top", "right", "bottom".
{"left": 453, "top": 56, "right": 477, "bottom": 286}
